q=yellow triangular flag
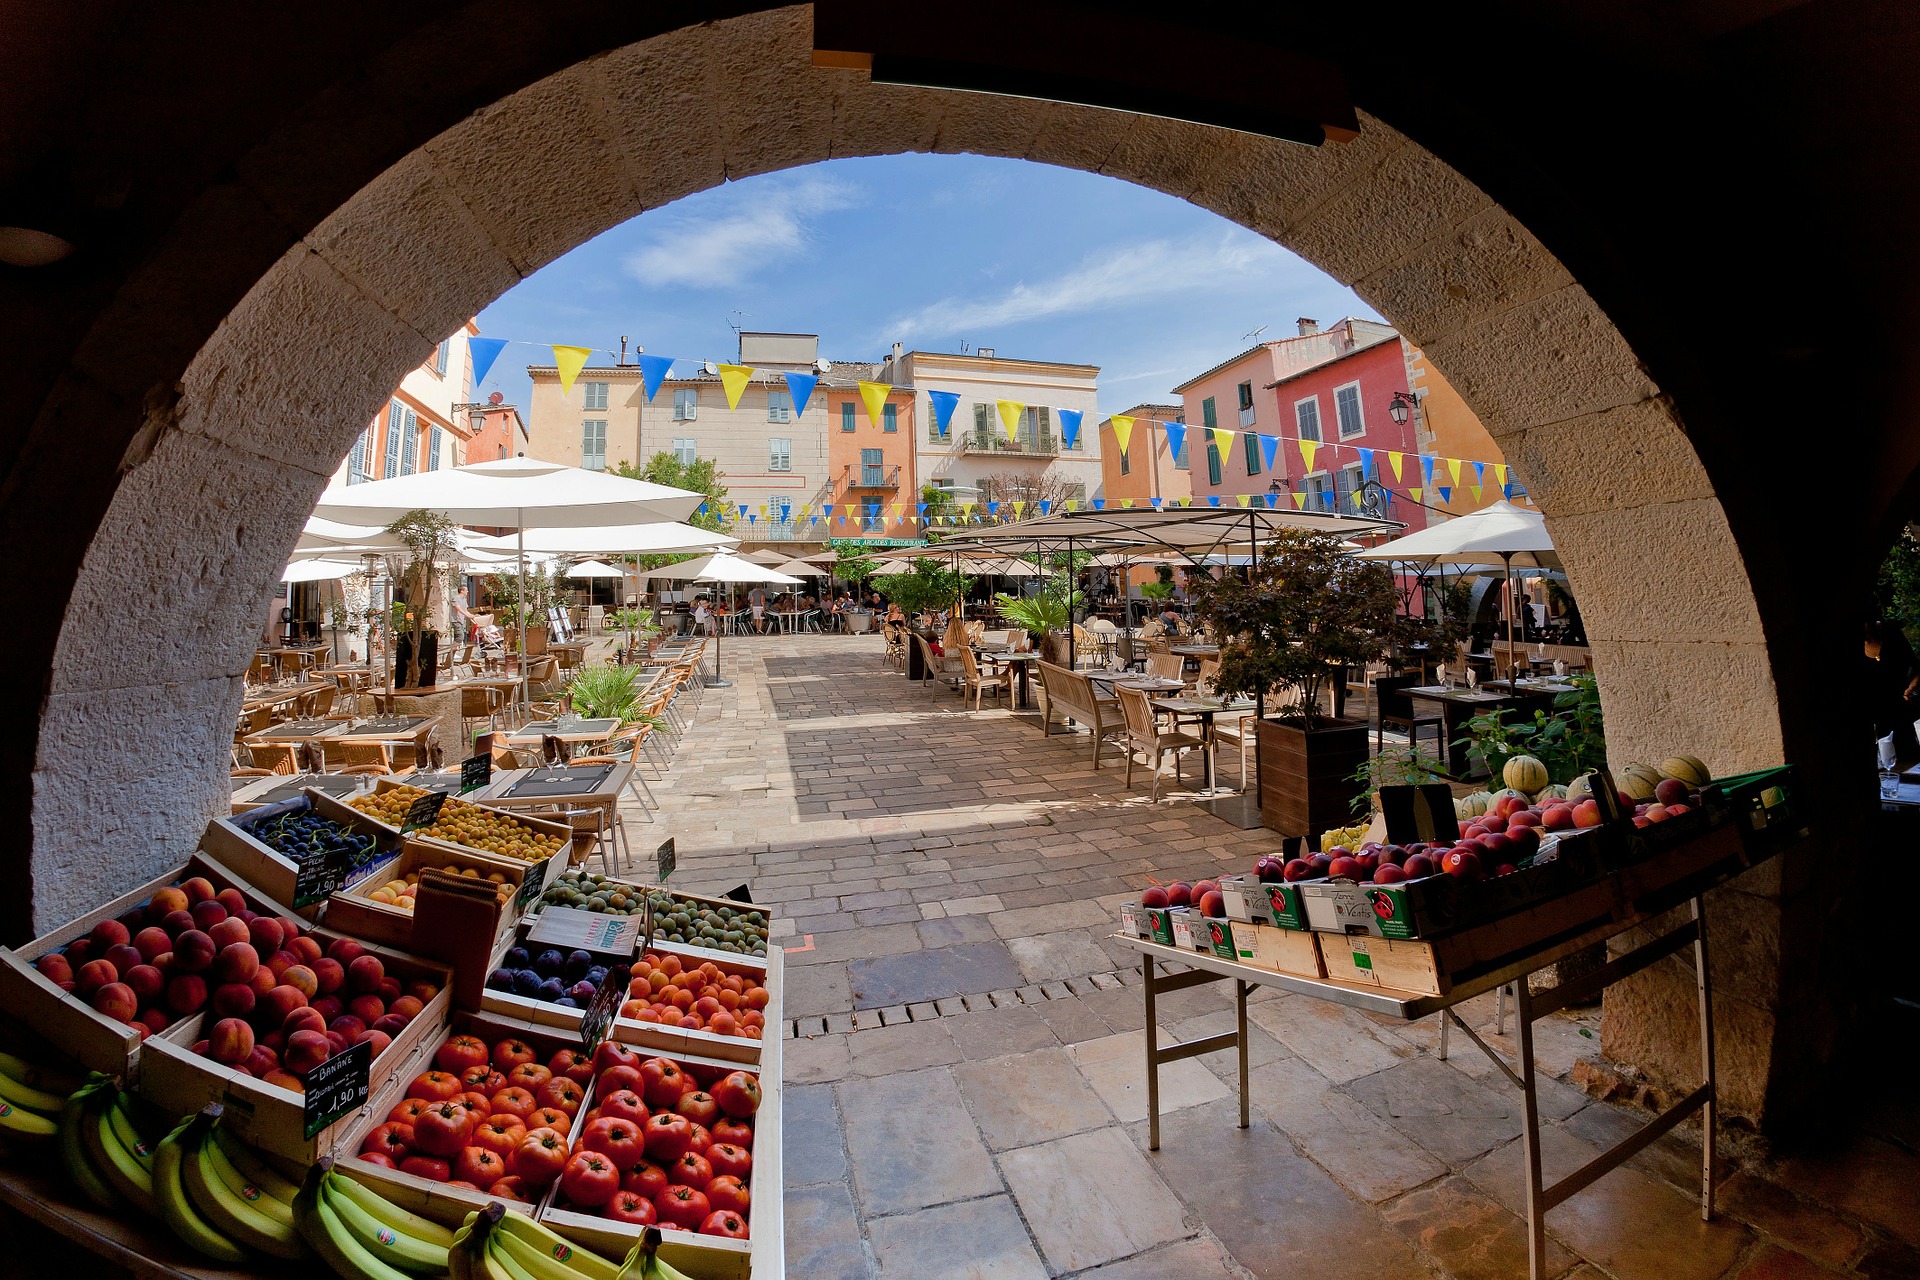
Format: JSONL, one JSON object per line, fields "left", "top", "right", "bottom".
{"left": 757, "top": 503, "right": 767, "bottom": 517}
{"left": 889, "top": 503, "right": 900, "bottom": 517}
{"left": 961, "top": 503, "right": 975, "bottom": 515}
{"left": 1410, "top": 487, "right": 1422, "bottom": 503}
{"left": 858, "top": 381, "right": 891, "bottom": 427}
{"left": 1236, "top": 493, "right": 1250, "bottom": 507}
{"left": 1111, "top": 415, "right": 1135, "bottom": 458}
{"left": 1292, "top": 492, "right": 1306, "bottom": 509}
{"left": 1212, "top": 427, "right": 1236, "bottom": 456}
{"left": 1493, "top": 463, "right": 1508, "bottom": 488}
{"left": 1012, "top": 500, "right": 1026, "bottom": 516}
{"left": 1300, "top": 440, "right": 1320, "bottom": 471}
{"left": 1471, "top": 484, "right": 1483, "bottom": 502}
{"left": 996, "top": 399, "right": 1025, "bottom": 443}
{"left": 552, "top": 345, "right": 593, "bottom": 396}
{"left": 718, "top": 364, "right": 754, "bottom": 410}
{"left": 1120, "top": 498, "right": 1134, "bottom": 509}
{"left": 1446, "top": 457, "right": 1463, "bottom": 488}
{"left": 1386, "top": 451, "right": 1404, "bottom": 482}
{"left": 1065, "top": 499, "right": 1078, "bottom": 512}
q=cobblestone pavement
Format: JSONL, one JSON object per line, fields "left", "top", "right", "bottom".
{"left": 613, "top": 634, "right": 1918, "bottom": 1280}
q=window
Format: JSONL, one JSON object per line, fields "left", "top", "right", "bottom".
{"left": 926, "top": 395, "right": 945, "bottom": 442}
{"left": 581, "top": 420, "right": 607, "bottom": 471}
{"left": 1335, "top": 382, "right": 1364, "bottom": 438}
{"left": 1201, "top": 396, "right": 1217, "bottom": 429}
{"left": 973, "top": 403, "right": 993, "bottom": 442}
{"left": 1304, "top": 472, "right": 1332, "bottom": 509}
{"left": 348, "top": 423, "right": 373, "bottom": 482}
{"left": 861, "top": 448, "right": 884, "bottom": 487}
{"left": 1119, "top": 438, "right": 1131, "bottom": 476}
{"left": 768, "top": 437, "right": 792, "bottom": 471}
{"left": 673, "top": 388, "right": 698, "bottom": 421}
{"left": 1337, "top": 465, "right": 1363, "bottom": 511}
{"left": 427, "top": 424, "right": 443, "bottom": 471}
{"left": 1244, "top": 429, "right": 1261, "bottom": 475}
{"left": 840, "top": 402, "right": 856, "bottom": 432}
{"left": 1295, "top": 396, "right": 1322, "bottom": 442}
{"left": 672, "top": 437, "right": 697, "bottom": 467}
{"left": 582, "top": 381, "right": 609, "bottom": 411}
{"left": 399, "top": 408, "right": 418, "bottom": 474}
{"left": 433, "top": 339, "right": 449, "bottom": 375}
{"left": 1237, "top": 380, "right": 1256, "bottom": 428}
{"left": 882, "top": 403, "right": 897, "bottom": 433}
{"left": 1063, "top": 482, "right": 1087, "bottom": 505}
{"left": 1206, "top": 439, "right": 1222, "bottom": 486}
{"left": 382, "top": 402, "right": 403, "bottom": 478}
{"left": 767, "top": 388, "right": 792, "bottom": 423}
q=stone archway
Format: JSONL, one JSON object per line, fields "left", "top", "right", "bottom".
{"left": 29, "top": 8, "right": 1784, "bottom": 1117}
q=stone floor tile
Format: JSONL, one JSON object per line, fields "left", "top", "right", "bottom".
{"left": 916, "top": 915, "right": 1003, "bottom": 948}
{"left": 1246, "top": 994, "right": 1414, "bottom": 1084}
{"left": 839, "top": 1067, "right": 1004, "bottom": 1217}
{"left": 1561, "top": 1100, "right": 1722, "bottom": 1198}
{"left": 784, "top": 1083, "right": 849, "bottom": 1187}
{"left": 1032, "top": 991, "right": 1120, "bottom": 1045}
{"left": 1071, "top": 1029, "right": 1230, "bottom": 1123}
{"left": 1380, "top": 1174, "right": 1578, "bottom": 1280}
{"left": 999, "top": 1127, "right": 1194, "bottom": 1272}
{"left": 1005, "top": 929, "right": 1116, "bottom": 984}
{"left": 1774, "top": 1134, "right": 1920, "bottom": 1249}
{"left": 944, "top": 1004, "right": 1061, "bottom": 1061}
{"left": 991, "top": 899, "right": 1112, "bottom": 939}
{"left": 953, "top": 1046, "right": 1117, "bottom": 1151}
{"left": 866, "top": 1196, "right": 1048, "bottom": 1280}
{"left": 1245, "top": 1060, "right": 1446, "bottom": 1202}
{"left": 1068, "top": 1236, "right": 1245, "bottom": 1279}
{"left": 1724, "top": 1244, "right": 1851, "bottom": 1280}
{"left": 1715, "top": 1171, "right": 1866, "bottom": 1270}
{"left": 782, "top": 958, "right": 852, "bottom": 1015}
{"left": 1346, "top": 1055, "right": 1522, "bottom": 1164}
{"left": 1166, "top": 1009, "right": 1289, "bottom": 1080}
{"left": 849, "top": 941, "right": 1026, "bottom": 1008}
{"left": 1128, "top": 1098, "right": 1431, "bottom": 1280}
{"left": 785, "top": 1181, "right": 875, "bottom": 1280}
{"left": 786, "top": 1033, "right": 854, "bottom": 1084}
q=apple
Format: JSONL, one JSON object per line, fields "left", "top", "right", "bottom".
{"left": 1255, "top": 856, "right": 1286, "bottom": 883}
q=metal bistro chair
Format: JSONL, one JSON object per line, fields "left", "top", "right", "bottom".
{"left": 1374, "top": 673, "right": 1445, "bottom": 757}
{"left": 1116, "top": 685, "right": 1203, "bottom": 803}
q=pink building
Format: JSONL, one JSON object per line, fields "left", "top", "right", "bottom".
{"left": 1174, "top": 318, "right": 1436, "bottom": 533}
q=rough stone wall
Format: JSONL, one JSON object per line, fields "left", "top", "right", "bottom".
{"left": 33, "top": 7, "right": 1784, "bottom": 1114}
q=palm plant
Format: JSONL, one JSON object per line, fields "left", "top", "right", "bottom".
{"left": 565, "top": 663, "right": 659, "bottom": 725}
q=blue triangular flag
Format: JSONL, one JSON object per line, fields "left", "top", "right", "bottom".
{"left": 1437, "top": 486, "right": 1452, "bottom": 504}
{"left": 917, "top": 503, "right": 927, "bottom": 515}
{"left": 783, "top": 371, "right": 818, "bottom": 417}
{"left": 1503, "top": 484, "right": 1515, "bottom": 500}
{"left": 1420, "top": 455, "right": 1437, "bottom": 488}
{"left": 1151, "top": 497, "right": 1163, "bottom": 509}
{"left": 1472, "top": 460, "right": 1486, "bottom": 487}
{"left": 823, "top": 504, "right": 834, "bottom": 517}
{"left": 1264, "top": 493, "right": 1277, "bottom": 508}
{"left": 927, "top": 390, "right": 960, "bottom": 438}
{"left": 637, "top": 353, "right": 674, "bottom": 403}
{"left": 1039, "top": 501, "right": 1052, "bottom": 515}
{"left": 987, "top": 501, "right": 1000, "bottom": 516}
{"left": 1207, "top": 495, "right": 1221, "bottom": 507}
{"left": 1093, "top": 498, "right": 1105, "bottom": 511}
{"left": 1357, "top": 447, "right": 1374, "bottom": 476}
{"left": 1057, "top": 409, "right": 1083, "bottom": 451}
{"left": 1163, "top": 420, "right": 1187, "bottom": 458}
{"left": 468, "top": 337, "right": 507, "bottom": 388}
{"left": 737, "top": 504, "right": 749, "bottom": 519}
{"left": 1260, "top": 434, "right": 1280, "bottom": 472}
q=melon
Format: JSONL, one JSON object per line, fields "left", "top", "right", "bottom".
{"left": 1537, "top": 783, "right": 1569, "bottom": 801}
{"left": 1492, "top": 787, "right": 1530, "bottom": 807}
{"left": 1620, "top": 764, "right": 1664, "bottom": 800}
{"left": 1566, "top": 775, "right": 1593, "bottom": 801}
{"left": 1659, "top": 756, "right": 1710, "bottom": 788}
{"left": 1503, "top": 755, "right": 1550, "bottom": 794}
{"left": 1457, "top": 791, "right": 1492, "bottom": 818}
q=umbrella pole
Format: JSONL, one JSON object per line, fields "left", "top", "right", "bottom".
{"left": 1067, "top": 536, "right": 1076, "bottom": 668}
{"left": 517, "top": 514, "right": 529, "bottom": 717}
{"left": 709, "top": 575, "right": 730, "bottom": 687}
{"left": 1503, "top": 550, "right": 1516, "bottom": 682}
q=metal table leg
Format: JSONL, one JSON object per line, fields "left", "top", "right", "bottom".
{"left": 1141, "top": 951, "right": 1243, "bottom": 1151}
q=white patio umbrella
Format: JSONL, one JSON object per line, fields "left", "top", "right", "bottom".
{"left": 280, "top": 558, "right": 361, "bottom": 583}
{"left": 639, "top": 553, "right": 802, "bottom": 687}
{"left": 741, "top": 548, "right": 790, "bottom": 566}
{"left": 770, "top": 557, "right": 824, "bottom": 579}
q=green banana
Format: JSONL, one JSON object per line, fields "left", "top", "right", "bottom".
{"left": 181, "top": 1120, "right": 305, "bottom": 1258}
{"left": 153, "top": 1113, "right": 250, "bottom": 1264}
{"left": 203, "top": 1128, "right": 294, "bottom": 1228}
{"left": 0, "top": 1060, "right": 69, "bottom": 1116}
{"left": 106, "top": 1095, "right": 153, "bottom": 1170}
{"left": 326, "top": 1165, "right": 456, "bottom": 1247}
{"left": 616, "top": 1230, "right": 696, "bottom": 1280}
{"left": 211, "top": 1121, "right": 302, "bottom": 1205}
{"left": 494, "top": 1210, "right": 620, "bottom": 1280}
{"left": 449, "top": 1203, "right": 507, "bottom": 1280}
{"left": 0, "top": 1049, "right": 86, "bottom": 1098}
{"left": 0, "top": 1094, "right": 59, "bottom": 1143}
{"left": 298, "top": 1181, "right": 417, "bottom": 1280}
{"left": 81, "top": 1093, "right": 157, "bottom": 1217}
{"left": 496, "top": 1224, "right": 604, "bottom": 1280}
{"left": 489, "top": 1234, "right": 544, "bottom": 1280}
{"left": 57, "top": 1077, "right": 119, "bottom": 1210}
{"left": 321, "top": 1176, "right": 449, "bottom": 1274}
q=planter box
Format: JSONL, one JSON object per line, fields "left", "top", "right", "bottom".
{"left": 0, "top": 853, "right": 298, "bottom": 1080}
{"left": 201, "top": 791, "right": 403, "bottom": 916}
{"left": 1255, "top": 718, "right": 1370, "bottom": 838}
{"left": 610, "top": 942, "right": 780, "bottom": 1067}
{"left": 326, "top": 838, "right": 536, "bottom": 952}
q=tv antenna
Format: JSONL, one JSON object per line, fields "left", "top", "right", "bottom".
{"left": 959, "top": 339, "right": 969, "bottom": 354}
{"left": 1243, "top": 324, "right": 1269, "bottom": 344}
{"left": 727, "top": 310, "right": 748, "bottom": 336}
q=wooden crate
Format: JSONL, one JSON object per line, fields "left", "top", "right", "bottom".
{"left": 200, "top": 789, "right": 403, "bottom": 916}
{"left": 537, "top": 1035, "right": 782, "bottom": 1279}
{"left": 609, "top": 943, "right": 779, "bottom": 1067}
{"left": 349, "top": 777, "right": 571, "bottom": 882}
{"left": 1242, "top": 921, "right": 1324, "bottom": 979}
{"left": 0, "top": 853, "right": 301, "bottom": 1079}
{"left": 1318, "top": 933, "right": 1445, "bottom": 994}
{"left": 526, "top": 880, "right": 773, "bottom": 969}
{"left": 134, "top": 935, "right": 452, "bottom": 1164}
{"left": 326, "top": 839, "right": 532, "bottom": 952}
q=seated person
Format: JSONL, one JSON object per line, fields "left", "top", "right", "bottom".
{"left": 1158, "top": 606, "right": 1184, "bottom": 634}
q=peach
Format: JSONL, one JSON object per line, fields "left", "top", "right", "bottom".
{"left": 348, "top": 994, "right": 386, "bottom": 1025}
{"left": 260, "top": 1029, "right": 285, "bottom": 1052}
{"left": 282, "top": 1006, "right": 327, "bottom": 1039}
{"left": 124, "top": 964, "right": 165, "bottom": 1003}
{"left": 266, "top": 949, "right": 299, "bottom": 980}
{"left": 208, "top": 1017, "right": 254, "bottom": 1065}
{"left": 328, "top": 1014, "right": 366, "bottom": 1039}
{"left": 262, "top": 1069, "right": 305, "bottom": 1093}
{"left": 371, "top": 1013, "right": 410, "bottom": 1036}
{"left": 128, "top": 1022, "right": 150, "bottom": 1041}
{"left": 247, "top": 966, "right": 277, "bottom": 996}
{"left": 326, "top": 1030, "right": 350, "bottom": 1055}
{"left": 166, "top": 973, "right": 208, "bottom": 1015}
{"left": 355, "top": 1029, "right": 392, "bottom": 1056}
{"left": 311, "top": 957, "right": 345, "bottom": 995}
{"left": 405, "top": 980, "right": 439, "bottom": 1003}
{"left": 33, "top": 953, "right": 72, "bottom": 985}
{"left": 88, "top": 920, "right": 130, "bottom": 953}
{"left": 281, "top": 964, "right": 319, "bottom": 1000}
{"left": 64, "top": 938, "right": 92, "bottom": 965}
{"left": 181, "top": 877, "right": 216, "bottom": 905}
{"left": 215, "top": 887, "right": 248, "bottom": 916}
{"left": 242, "top": 1045, "right": 279, "bottom": 1077}
{"left": 289, "top": 935, "right": 323, "bottom": 966}
{"left": 210, "top": 982, "right": 256, "bottom": 1019}
{"left": 277, "top": 917, "right": 305, "bottom": 941}
{"left": 75, "top": 959, "right": 118, "bottom": 998}
{"left": 325, "top": 937, "right": 365, "bottom": 966}
{"left": 376, "top": 977, "right": 403, "bottom": 1004}
{"left": 247, "top": 916, "right": 284, "bottom": 957}
{"left": 151, "top": 951, "right": 174, "bottom": 975}
{"left": 103, "top": 944, "right": 144, "bottom": 976}
{"left": 208, "top": 916, "right": 251, "bottom": 951}
{"left": 161, "top": 909, "right": 196, "bottom": 938}
{"left": 117, "top": 907, "right": 146, "bottom": 931}
{"left": 139, "top": 1007, "right": 171, "bottom": 1035}
{"left": 214, "top": 943, "right": 259, "bottom": 985}
{"left": 172, "top": 929, "right": 215, "bottom": 973}
{"left": 237, "top": 908, "right": 259, "bottom": 924}
{"left": 147, "top": 886, "right": 189, "bottom": 919}
{"left": 258, "top": 984, "right": 307, "bottom": 1026}
{"left": 133, "top": 927, "right": 172, "bottom": 962}
{"left": 310, "top": 995, "right": 344, "bottom": 1024}
{"left": 92, "top": 981, "right": 138, "bottom": 1022}
{"left": 189, "top": 899, "right": 228, "bottom": 932}
{"left": 344, "top": 955, "right": 384, "bottom": 995}
{"left": 388, "top": 995, "right": 424, "bottom": 1021}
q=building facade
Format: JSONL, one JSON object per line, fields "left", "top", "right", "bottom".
{"left": 823, "top": 376, "right": 917, "bottom": 533}
{"left": 461, "top": 393, "right": 529, "bottom": 464}
{"left": 1098, "top": 402, "right": 1189, "bottom": 509}
{"left": 523, "top": 364, "right": 649, "bottom": 473}
{"left": 334, "top": 321, "right": 478, "bottom": 485}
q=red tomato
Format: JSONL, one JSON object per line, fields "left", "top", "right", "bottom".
{"left": 581, "top": 1116, "right": 647, "bottom": 1173}
{"left": 411, "top": 1101, "right": 475, "bottom": 1158}
{"left": 653, "top": 1185, "right": 711, "bottom": 1231}
{"left": 560, "top": 1151, "right": 619, "bottom": 1208}
{"left": 706, "top": 1174, "right": 750, "bottom": 1216}
{"left": 604, "top": 1189, "right": 657, "bottom": 1225}
{"left": 642, "top": 1112, "right": 694, "bottom": 1164}
{"left": 434, "top": 1034, "right": 489, "bottom": 1076}
{"left": 528, "top": 1106, "right": 572, "bottom": 1131}
{"left": 599, "top": 1088, "right": 649, "bottom": 1126}
{"left": 491, "top": 1037, "right": 536, "bottom": 1073}
{"left": 536, "top": 1077, "right": 584, "bottom": 1116}
{"left": 711, "top": 1118, "right": 753, "bottom": 1151}
{"left": 699, "top": 1210, "right": 748, "bottom": 1239}
{"left": 399, "top": 1155, "right": 451, "bottom": 1182}
{"left": 359, "top": 1121, "right": 412, "bottom": 1162}
{"left": 356, "top": 1152, "right": 397, "bottom": 1170}
{"left": 674, "top": 1091, "right": 720, "bottom": 1127}
{"left": 669, "top": 1150, "right": 712, "bottom": 1191}
{"left": 489, "top": 1087, "right": 538, "bottom": 1122}
{"left": 505, "top": 1062, "right": 552, "bottom": 1092}
{"left": 638, "top": 1058, "right": 687, "bottom": 1110}
{"left": 596, "top": 1064, "right": 643, "bottom": 1098}
{"left": 472, "top": 1116, "right": 527, "bottom": 1159}
{"left": 510, "top": 1126, "right": 570, "bottom": 1188}
{"left": 445, "top": 1180, "right": 481, "bottom": 1192}
{"left": 548, "top": 1048, "right": 595, "bottom": 1087}
{"left": 461, "top": 1065, "right": 506, "bottom": 1095}
{"left": 452, "top": 1091, "right": 491, "bottom": 1119}
{"left": 622, "top": 1161, "right": 670, "bottom": 1200}
{"left": 684, "top": 1061, "right": 730, "bottom": 1090}
{"left": 592, "top": 1041, "right": 640, "bottom": 1077}
{"left": 408, "top": 1069, "right": 463, "bottom": 1103}
{"left": 453, "top": 1145, "right": 505, "bottom": 1187}
{"left": 706, "top": 1143, "right": 751, "bottom": 1181}
{"left": 686, "top": 1123, "right": 712, "bottom": 1157}
{"left": 388, "top": 1098, "right": 431, "bottom": 1125}
{"left": 710, "top": 1071, "right": 761, "bottom": 1119}
{"left": 486, "top": 1176, "right": 528, "bottom": 1202}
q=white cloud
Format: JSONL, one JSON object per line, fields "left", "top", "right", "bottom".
{"left": 623, "top": 177, "right": 859, "bottom": 289}
{"left": 883, "top": 232, "right": 1292, "bottom": 339}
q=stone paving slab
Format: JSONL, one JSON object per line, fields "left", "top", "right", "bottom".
{"left": 848, "top": 940, "right": 1026, "bottom": 1008}
{"left": 1244, "top": 1059, "right": 1448, "bottom": 1202}
{"left": 839, "top": 1067, "right": 1003, "bottom": 1217}
{"left": 952, "top": 1046, "right": 1118, "bottom": 1152}
{"left": 1070, "top": 1029, "right": 1231, "bottom": 1124}
{"left": 998, "top": 1126, "right": 1194, "bottom": 1273}
{"left": 866, "top": 1196, "right": 1048, "bottom": 1280}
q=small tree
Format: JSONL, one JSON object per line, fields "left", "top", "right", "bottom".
{"left": 617, "top": 453, "right": 731, "bottom": 569}
{"left": 826, "top": 539, "right": 880, "bottom": 599}
{"left": 1192, "top": 530, "right": 1399, "bottom": 727}
{"left": 385, "top": 510, "right": 458, "bottom": 689}
{"left": 872, "top": 560, "right": 971, "bottom": 618}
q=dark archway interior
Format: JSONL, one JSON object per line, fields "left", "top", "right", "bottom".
{"left": 5, "top": 1, "right": 1918, "bottom": 1138}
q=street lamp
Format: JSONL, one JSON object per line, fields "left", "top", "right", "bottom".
{"left": 1387, "top": 391, "right": 1419, "bottom": 428}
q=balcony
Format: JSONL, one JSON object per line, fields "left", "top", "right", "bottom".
{"left": 845, "top": 464, "right": 901, "bottom": 491}
{"left": 959, "top": 430, "right": 1064, "bottom": 458}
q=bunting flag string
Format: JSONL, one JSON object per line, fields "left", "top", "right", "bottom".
{"left": 551, "top": 345, "right": 593, "bottom": 396}
{"left": 783, "top": 370, "right": 818, "bottom": 417}
{"left": 1057, "top": 409, "right": 1084, "bottom": 451}
{"left": 927, "top": 389, "right": 959, "bottom": 438}
{"left": 717, "top": 364, "right": 754, "bottom": 411}
{"left": 1163, "top": 420, "right": 1187, "bottom": 459}
{"left": 996, "top": 399, "right": 1025, "bottom": 444}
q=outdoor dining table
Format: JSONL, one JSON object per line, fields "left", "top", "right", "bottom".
{"left": 977, "top": 650, "right": 1037, "bottom": 709}
{"left": 504, "top": 716, "right": 621, "bottom": 749}
{"left": 1404, "top": 683, "right": 1562, "bottom": 777}
{"left": 1148, "top": 694, "right": 1254, "bottom": 798}
{"left": 330, "top": 714, "right": 437, "bottom": 769}
{"left": 229, "top": 770, "right": 368, "bottom": 813}
{"left": 473, "top": 761, "right": 634, "bottom": 858}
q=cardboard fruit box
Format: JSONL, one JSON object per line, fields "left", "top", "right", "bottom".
{"left": 345, "top": 777, "right": 571, "bottom": 890}
{"left": 0, "top": 852, "right": 305, "bottom": 1079}
{"left": 326, "top": 838, "right": 535, "bottom": 952}
{"left": 135, "top": 932, "right": 452, "bottom": 1165}
{"left": 200, "top": 790, "right": 403, "bottom": 919}
{"left": 528, "top": 876, "right": 773, "bottom": 969}
{"left": 1239, "top": 920, "right": 1325, "bottom": 979}
{"left": 610, "top": 942, "right": 780, "bottom": 1067}
{"left": 537, "top": 1041, "right": 782, "bottom": 1280}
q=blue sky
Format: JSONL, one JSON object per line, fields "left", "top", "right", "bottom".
{"left": 473, "top": 153, "right": 1377, "bottom": 417}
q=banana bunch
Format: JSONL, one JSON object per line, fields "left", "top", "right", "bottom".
{"left": 295, "top": 1155, "right": 455, "bottom": 1280}
{"left": 64, "top": 1073, "right": 161, "bottom": 1216}
{"left": 159, "top": 1106, "right": 307, "bottom": 1261}
{"left": 616, "top": 1230, "right": 699, "bottom": 1280}
{"left": 0, "top": 1048, "right": 70, "bottom": 1148}
{"left": 1317, "top": 822, "right": 1372, "bottom": 853}
{"left": 449, "top": 1202, "right": 638, "bottom": 1280}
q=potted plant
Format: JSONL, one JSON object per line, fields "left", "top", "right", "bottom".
{"left": 1192, "top": 530, "right": 1399, "bottom": 836}
{"left": 994, "top": 587, "right": 1078, "bottom": 667}
{"left": 485, "top": 563, "right": 558, "bottom": 657}
{"left": 386, "top": 510, "right": 458, "bottom": 689}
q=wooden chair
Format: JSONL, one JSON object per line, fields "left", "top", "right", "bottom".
{"left": 236, "top": 706, "right": 273, "bottom": 741}
{"left": 338, "top": 741, "right": 399, "bottom": 772}
{"left": 247, "top": 742, "right": 302, "bottom": 775}
{"left": 1210, "top": 710, "right": 1256, "bottom": 788}
{"left": 882, "top": 623, "right": 907, "bottom": 671}
{"left": 959, "top": 647, "right": 1012, "bottom": 711}
{"left": 1375, "top": 674, "right": 1444, "bottom": 756}
{"left": 333, "top": 763, "right": 392, "bottom": 776}
{"left": 231, "top": 767, "right": 273, "bottom": 778}
{"left": 1116, "top": 685, "right": 1202, "bottom": 802}
{"left": 912, "top": 633, "right": 966, "bottom": 694}
{"left": 461, "top": 685, "right": 502, "bottom": 742}
{"left": 1145, "top": 653, "right": 1186, "bottom": 684}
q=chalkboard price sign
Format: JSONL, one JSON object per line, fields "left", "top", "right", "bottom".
{"left": 460, "top": 753, "right": 491, "bottom": 794}
{"left": 400, "top": 790, "right": 449, "bottom": 833}
{"left": 303, "top": 1038, "right": 373, "bottom": 1138}
{"left": 516, "top": 865, "right": 545, "bottom": 912}
{"left": 656, "top": 837, "right": 676, "bottom": 883}
{"left": 578, "top": 964, "right": 630, "bottom": 1055}
{"left": 292, "top": 845, "right": 351, "bottom": 909}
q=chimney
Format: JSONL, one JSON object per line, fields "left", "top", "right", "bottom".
{"left": 977, "top": 347, "right": 995, "bottom": 358}
{"left": 1296, "top": 317, "right": 1319, "bottom": 336}
{"left": 891, "top": 342, "right": 903, "bottom": 363}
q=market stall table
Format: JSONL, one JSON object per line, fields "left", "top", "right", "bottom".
{"left": 474, "top": 761, "right": 633, "bottom": 861}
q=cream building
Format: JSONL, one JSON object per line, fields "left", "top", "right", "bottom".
{"left": 334, "top": 321, "right": 478, "bottom": 485}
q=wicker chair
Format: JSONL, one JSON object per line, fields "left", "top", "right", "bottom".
{"left": 337, "top": 741, "right": 399, "bottom": 772}
{"left": 461, "top": 685, "right": 503, "bottom": 741}
{"left": 231, "top": 767, "right": 274, "bottom": 778}
{"left": 1116, "top": 686, "right": 1202, "bottom": 802}
{"left": 333, "top": 763, "right": 392, "bottom": 777}
{"left": 247, "top": 742, "right": 302, "bottom": 775}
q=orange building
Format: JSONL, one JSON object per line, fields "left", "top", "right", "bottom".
{"left": 824, "top": 378, "right": 917, "bottom": 532}
{"left": 1098, "top": 403, "right": 1188, "bottom": 508}
{"left": 1404, "top": 345, "right": 1527, "bottom": 516}
{"left": 461, "top": 392, "right": 528, "bottom": 463}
